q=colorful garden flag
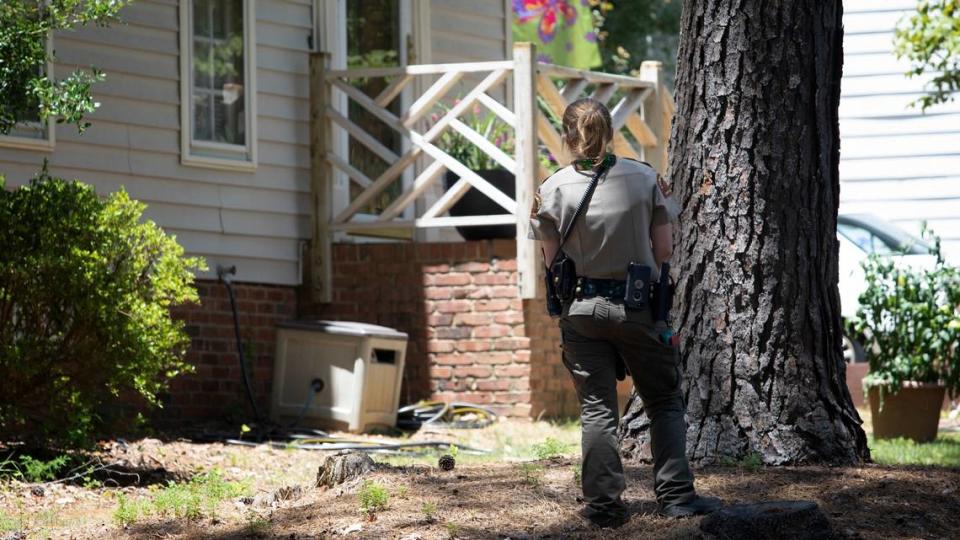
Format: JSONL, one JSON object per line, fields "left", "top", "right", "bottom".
{"left": 512, "top": 0, "right": 602, "bottom": 69}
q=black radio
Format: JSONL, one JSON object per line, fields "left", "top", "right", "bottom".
{"left": 624, "top": 262, "right": 651, "bottom": 310}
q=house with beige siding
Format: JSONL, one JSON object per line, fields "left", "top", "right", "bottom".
{"left": 0, "top": 0, "right": 514, "bottom": 419}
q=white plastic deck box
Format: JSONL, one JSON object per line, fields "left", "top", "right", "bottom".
{"left": 270, "top": 320, "right": 408, "bottom": 432}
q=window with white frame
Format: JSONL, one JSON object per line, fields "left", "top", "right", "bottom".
{"left": 180, "top": 0, "right": 256, "bottom": 170}
{"left": 0, "top": 35, "right": 55, "bottom": 151}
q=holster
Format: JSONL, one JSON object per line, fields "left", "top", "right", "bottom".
{"left": 545, "top": 253, "right": 577, "bottom": 318}
{"left": 652, "top": 262, "right": 675, "bottom": 323}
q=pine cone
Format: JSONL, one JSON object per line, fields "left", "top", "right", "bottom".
{"left": 438, "top": 454, "right": 456, "bottom": 471}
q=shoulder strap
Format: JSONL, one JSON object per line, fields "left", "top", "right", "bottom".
{"left": 550, "top": 155, "right": 615, "bottom": 267}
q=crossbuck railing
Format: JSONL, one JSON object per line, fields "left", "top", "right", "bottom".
{"left": 308, "top": 43, "right": 674, "bottom": 302}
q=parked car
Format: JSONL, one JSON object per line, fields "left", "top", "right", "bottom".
{"left": 837, "top": 213, "right": 939, "bottom": 363}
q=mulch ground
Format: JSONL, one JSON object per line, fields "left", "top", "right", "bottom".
{"left": 3, "top": 433, "right": 959, "bottom": 539}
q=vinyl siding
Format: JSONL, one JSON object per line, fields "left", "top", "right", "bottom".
{"left": 839, "top": 0, "right": 960, "bottom": 261}
{"left": 430, "top": 0, "right": 509, "bottom": 64}
{"left": 0, "top": 0, "right": 313, "bottom": 286}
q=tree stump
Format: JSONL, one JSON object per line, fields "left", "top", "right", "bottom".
{"left": 315, "top": 451, "right": 375, "bottom": 488}
{"left": 699, "top": 501, "right": 835, "bottom": 540}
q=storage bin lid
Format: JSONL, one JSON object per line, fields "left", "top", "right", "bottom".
{"left": 277, "top": 320, "right": 408, "bottom": 340}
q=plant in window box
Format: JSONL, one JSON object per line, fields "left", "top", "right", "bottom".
{"left": 435, "top": 104, "right": 518, "bottom": 240}
{"left": 852, "top": 230, "right": 960, "bottom": 442}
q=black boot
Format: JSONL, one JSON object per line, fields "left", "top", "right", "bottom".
{"left": 658, "top": 495, "right": 722, "bottom": 518}
{"left": 578, "top": 506, "right": 630, "bottom": 529}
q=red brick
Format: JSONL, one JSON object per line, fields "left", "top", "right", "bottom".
{"left": 427, "top": 340, "right": 456, "bottom": 353}
{"left": 495, "top": 259, "right": 518, "bottom": 271}
{"left": 425, "top": 288, "right": 453, "bottom": 300}
{"left": 476, "top": 379, "right": 511, "bottom": 391}
{"left": 491, "top": 286, "right": 519, "bottom": 298}
{"left": 453, "top": 366, "right": 492, "bottom": 378}
{"left": 434, "top": 354, "right": 472, "bottom": 366}
{"left": 427, "top": 314, "right": 453, "bottom": 326}
{"left": 466, "top": 287, "right": 492, "bottom": 299}
{"left": 434, "top": 327, "right": 471, "bottom": 339}
{"left": 456, "top": 340, "right": 493, "bottom": 353}
{"left": 455, "top": 393, "right": 495, "bottom": 404}
{"left": 453, "top": 313, "right": 493, "bottom": 326}
{"left": 474, "top": 325, "right": 511, "bottom": 338}
{"left": 473, "top": 352, "right": 514, "bottom": 365}
{"left": 492, "top": 338, "right": 531, "bottom": 351}
{"left": 474, "top": 274, "right": 514, "bottom": 286}
{"left": 494, "top": 311, "right": 525, "bottom": 324}
{"left": 476, "top": 299, "right": 512, "bottom": 312}
{"left": 430, "top": 366, "right": 453, "bottom": 379}
{"left": 435, "top": 300, "right": 472, "bottom": 313}
{"left": 453, "top": 262, "right": 490, "bottom": 273}
{"left": 434, "top": 273, "right": 471, "bottom": 286}
{"left": 495, "top": 365, "right": 530, "bottom": 378}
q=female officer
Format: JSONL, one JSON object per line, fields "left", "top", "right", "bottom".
{"left": 529, "top": 98, "right": 720, "bottom": 528}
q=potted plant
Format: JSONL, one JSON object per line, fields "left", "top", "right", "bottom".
{"left": 852, "top": 231, "right": 960, "bottom": 442}
{"left": 435, "top": 106, "right": 517, "bottom": 240}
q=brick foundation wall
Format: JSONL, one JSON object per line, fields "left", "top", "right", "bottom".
{"left": 163, "top": 280, "right": 297, "bottom": 423}
{"left": 302, "top": 240, "right": 579, "bottom": 418}
{"left": 161, "top": 241, "right": 583, "bottom": 423}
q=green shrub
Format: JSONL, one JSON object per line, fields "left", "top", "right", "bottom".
{"left": 358, "top": 480, "right": 389, "bottom": 516}
{"left": 0, "top": 172, "right": 205, "bottom": 448}
{"left": 531, "top": 437, "right": 571, "bottom": 460}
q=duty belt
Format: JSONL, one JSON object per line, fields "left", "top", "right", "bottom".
{"left": 574, "top": 277, "right": 629, "bottom": 300}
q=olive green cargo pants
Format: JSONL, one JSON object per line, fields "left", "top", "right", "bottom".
{"left": 559, "top": 297, "right": 695, "bottom": 520}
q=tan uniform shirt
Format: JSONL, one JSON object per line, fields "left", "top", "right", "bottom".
{"left": 529, "top": 157, "right": 680, "bottom": 281}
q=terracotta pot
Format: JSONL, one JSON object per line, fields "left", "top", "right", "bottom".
{"left": 868, "top": 383, "right": 945, "bottom": 442}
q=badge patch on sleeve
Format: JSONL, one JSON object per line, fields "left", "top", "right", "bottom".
{"left": 531, "top": 192, "right": 542, "bottom": 218}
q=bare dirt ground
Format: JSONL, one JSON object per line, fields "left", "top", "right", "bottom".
{"left": 2, "top": 417, "right": 960, "bottom": 539}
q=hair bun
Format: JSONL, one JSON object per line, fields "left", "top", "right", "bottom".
{"left": 563, "top": 98, "right": 613, "bottom": 165}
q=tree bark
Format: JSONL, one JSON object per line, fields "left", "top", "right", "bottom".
{"left": 619, "top": 0, "right": 870, "bottom": 465}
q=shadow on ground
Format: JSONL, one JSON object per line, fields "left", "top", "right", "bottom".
{"left": 119, "top": 457, "right": 960, "bottom": 540}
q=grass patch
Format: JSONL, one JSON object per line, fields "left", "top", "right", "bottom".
{"left": 719, "top": 452, "right": 763, "bottom": 472}
{"left": 869, "top": 432, "right": 960, "bottom": 467}
{"left": 112, "top": 469, "right": 251, "bottom": 526}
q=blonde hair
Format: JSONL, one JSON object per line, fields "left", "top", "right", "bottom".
{"left": 562, "top": 98, "right": 613, "bottom": 166}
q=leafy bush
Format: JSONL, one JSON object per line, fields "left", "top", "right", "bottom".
{"left": 0, "top": 172, "right": 205, "bottom": 448}
{"left": 853, "top": 231, "right": 960, "bottom": 397}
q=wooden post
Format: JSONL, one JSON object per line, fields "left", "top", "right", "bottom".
{"left": 639, "top": 61, "right": 667, "bottom": 175}
{"left": 513, "top": 43, "right": 539, "bottom": 300}
{"left": 310, "top": 52, "right": 333, "bottom": 303}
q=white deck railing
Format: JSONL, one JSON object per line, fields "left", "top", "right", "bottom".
{"left": 308, "top": 43, "right": 674, "bottom": 302}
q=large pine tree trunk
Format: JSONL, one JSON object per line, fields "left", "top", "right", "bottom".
{"left": 619, "top": 0, "right": 870, "bottom": 465}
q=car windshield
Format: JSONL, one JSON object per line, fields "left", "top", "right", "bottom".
{"left": 837, "top": 215, "right": 932, "bottom": 256}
